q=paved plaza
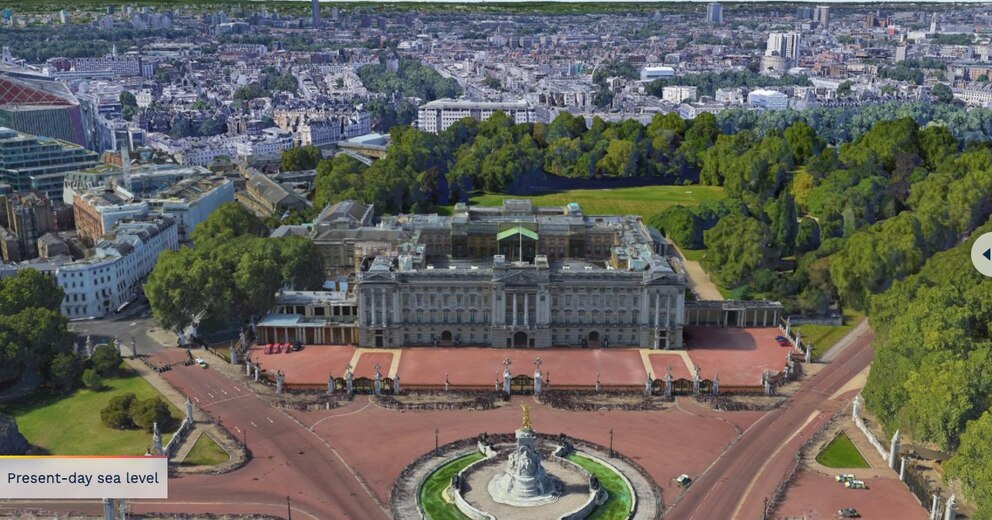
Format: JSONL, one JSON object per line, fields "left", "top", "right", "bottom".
{"left": 249, "top": 326, "right": 794, "bottom": 388}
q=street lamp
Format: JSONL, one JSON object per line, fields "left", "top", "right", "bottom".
{"left": 286, "top": 496, "right": 292, "bottom": 520}
{"left": 609, "top": 429, "right": 614, "bottom": 458}
{"left": 434, "top": 427, "right": 440, "bottom": 457}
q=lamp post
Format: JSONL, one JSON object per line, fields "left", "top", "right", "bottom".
{"left": 434, "top": 428, "right": 440, "bottom": 457}
{"left": 609, "top": 429, "right": 614, "bottom": 458}
{"left": 286, "top": 496, "right": 292, "bottom": 520}
{"left": 243, "top": 429, "right": 247, "bottom": 448}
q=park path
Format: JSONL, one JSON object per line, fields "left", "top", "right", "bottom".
{"left": 672, "top": 245, "right": 723, "bottom": 300}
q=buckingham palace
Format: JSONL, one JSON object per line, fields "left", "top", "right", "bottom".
{"left": 257, "top": 200, "right": 782, "bottom": 349}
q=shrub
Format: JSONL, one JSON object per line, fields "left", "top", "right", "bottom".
{"left": 100, "top": 392, "right": 136, "bottom": 430}
{"left": 90, "top": 344, "right": 122, "bottom": 377}
{"left": 82, "top": 368, "right": 103, "bottom": 390}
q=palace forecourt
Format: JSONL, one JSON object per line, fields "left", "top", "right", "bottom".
{"left": 258, "top": 199, "right": 784, "bottom": 352}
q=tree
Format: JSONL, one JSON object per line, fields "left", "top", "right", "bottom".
{"left": 836, "top": 80, "right": 854, "bottom": 98}
{"left": 0, "top": 269, "right": 63, "bottom": 314}
{"left": 702, "top": 214, "right": 774, "bottom": 286}
{"left": 931, "top": 83, "right": 954, "bottom": 104}
{"left": 101, "top": 393, "right": 137, "bottom": 430}
{"left": 48, "top": 353, "right": 78, "bottom": 392}
{"left": 120, "top": 91, "right": 138, "bottom": 122}
{"left": 190, "top": 202, "right": 267, "bottom": 245}
{"left": 281, "top": 146, "right": 322, "bottom": 172}
{"left": 648, "top": 206, "right": 703, "bottom": 249}
{"left": 131, "top": 397, "right": 172, "bottom": 433}
{"left": 597, "top": 140, "right": 638, "bottom": 177}
{"left": 90, "top": 344, "right": 122, "bottom": 377}
{"left": 945, "top": 411, "right": 992, "bottom": 518}
{"left": 82, "top": 368, "right": 103, "bottom": 390}
{"left": 784, "top": 121, "right": 823, "bottom": 164}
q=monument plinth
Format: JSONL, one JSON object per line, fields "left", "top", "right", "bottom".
{"left": 487, "top": 405, "right": 562, "bottom": 507}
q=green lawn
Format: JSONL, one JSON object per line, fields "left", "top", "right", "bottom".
{"left": 816, "top": 433, "right": 870, "bottom": 469}
{"left": 566, "top": 453, "right": 633, "bottom": 520}
{"left": 419, "top": 452, "right": 485, "bottom": 520}
{"left": 461, "top": 185, "right": 726, "bottom": 218}
{"left": 181, "top": 433, "right": 229, "bottom": 466}
{"left": 0, "top": 368, "right": 182, "bottom": 455}
{"left": 794, "top": 309, "right": 866, "bottom": 360}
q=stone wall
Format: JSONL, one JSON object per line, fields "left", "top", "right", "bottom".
{"left": 852, "top": 398, "right": 889, "bottom": 462}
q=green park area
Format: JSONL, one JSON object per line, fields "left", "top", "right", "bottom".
{"left": 1, "top": 368, "right": 182, "bottom": 456}
{"left": 419, "top": 451, "right": 485, "bottom": 520}
{"left": 816, "top": 432, "right": 870, "bottom": 469}
{"left": 793, "top": 309, "right": 865, "bottom": 360}
{"left": 181, "top": 433, "right": 229, "bottom": 466}
{"left": 459, "top": 185, "right": 726, "bottom": 219}
{"left": 566, "top": 454, "right": 633, "bottom": 520}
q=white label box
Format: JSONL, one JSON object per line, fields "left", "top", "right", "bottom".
{"left": 1, "top": 456, "right": 168, "bottom": 499}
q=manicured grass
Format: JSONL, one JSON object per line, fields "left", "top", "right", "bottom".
{"left": 679, "top": 248, "right": 707, "bottom": 263}
{"left": 0, "top": 368, "right": 182, "bottom": 455}
{"left": 465, "top": 185, "right": 726, "bottom": 218}
{"left": 419, "top": 452, "right": 485, "bottom": 520}
{"left": 794, "top": 309, "right": 866, "bottom": 360}
{"left": 566, "top": 453, "right": 633, "bottom": 520}
{"left": 181, "top": 433, "right": 229, "bottom": 466}
{"left": 815, "top": 432, "right": 870, "bottom": 469}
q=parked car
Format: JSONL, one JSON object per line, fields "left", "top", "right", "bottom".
{"left": 291, "top": 341, "right": 302, "bottom": 352}
{"left": 675, "top": 474, "right": 692, "bottom": 487}
{"left": 835, "top": 474, "right": 855, "bottom": 483}
{"left": 195, "top": 358, "right": 208, "bottom": 368}
{"left": 838, "top": 508, "right": 861, "bottom": 518}
{"left": 777, "top": 339, "right": 791, "bottom": 346}
{"left": 775, "top": 336, "right": 788, "bottom": 341}
{"left": 845, "top": 480, "right": 866, "bottom": 489}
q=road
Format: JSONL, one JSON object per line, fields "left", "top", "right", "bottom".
{"left": 66, "top": 304, "right": 170, "bottom": 357}
{"left": 136, "top": 356, "right": 390, "bottom": 520}
{"left": 666, "top": 327, "right": 875, "bottom": 520}
{"left": 672, "top": 245, "right": 723, "bottom": 300}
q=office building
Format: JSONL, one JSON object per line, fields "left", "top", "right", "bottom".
{"left": 748, "top": 89, "right": 790, "bottom": 110}
{"left": 0, "top": 127, "right": 98, "bottom": 201}
{"left": 640, "top": 66, "right": 676, "bottom": 82}
{"left": 661, "top": 86, "right": 698, "bottom": 104}
{"left": 145, "top": 176, "right": 234, "bottom": 242}
{"left": 766, "top": 32, "right": 802, "bottom": 65}
{"left": 706, "top": 2, "right": 723, "bottom": 24}
{"left": 0, "top": 67, "right": 87, "bottom": 146}
{"left": 311, "top": 0, "right": 320, "bottom": 28}
{"left": 814, "top": 5, "right": 830, "bottom": 28}
{"left": 417, "top": 99, "right": 537, "bottom": 134}
{"left": 72, "top": 186, "right": 149, "bottom": 242}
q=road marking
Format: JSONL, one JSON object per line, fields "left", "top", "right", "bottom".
{"left": 310, "top": 400, "right": 373, "bottom": 428}
{"left": 250, "top": 421, "right": 258, "bottom": 428}
{"left": 194, "top": 396, "right": 200, "bottom": 403}
{"left": 730, "top": 411, "right": 822, "bottom": 519}
{"left": 234, "top": 426, "right": 241, "bottom": 433}
{"left": 207, "top": 392, "right": 214, "bottom": 399}
{"left": 266, "top": 417, "right": 274, "bottom": 423}
{"left": 199, "top": 393, "right": 250, "bottom": 409}
{"left": 220, "top": 389, "right": 228, "bottom": 396}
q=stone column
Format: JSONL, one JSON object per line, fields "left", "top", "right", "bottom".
{"left": 253, "top": 364, "right": 259, "bottom": 382}
{"left": 533, "top": 370, "right": 541, "bottom": 395}
{"left": 524, "top": 292, "right": 529, "bottom": 327}
{"left": 899, "top": 456, "right": 906, "bottom": 481}
{"left": 503, "top": 369, "right": 511, "bottom": 395}
{"left": 712, "top": 374, "right": 720, "bottom": 396}
{"left": 246, "top": 359, "right": 251, "bottom": 377}
{"left": 152, "top": 422, "right": 163, "bottom": 455}
{"left": 664, "top": 373, "right": 673, "bottom": 399}
{"left": 371, "top": 288, "right": 377, "bottom": 327}
{"left": 512, "top": 293, "right": 518, "bottom": 327}
{"left": 853, "top": 395, "right": 863, "bottom": 421}
{"left": 654, "top": 292, "right": 660, "bottom": 328}
{"left": 693, "top": 373, "right": 701, "bottom": 397}
{"left": 666, "top": 292, "right": 672, "bottom": 328}
{"left": 327, "top": 373, "right": 334, "bottom": 395}
{"left": 381, "top": 289, "right": 388, "bottom": 327}
{"left": 930, "top": 495, "right": 940, "bottom": 520}
{"left": 346, "top": 371, "right": 353, "bottom": 394}
{"left": 185, "top": 398, "right": 194, "bottom": 422}
{"left": 889, "top": 430, "right": 901, "bottom": 470}
{"left": 944, "top": 494, "right": 956, "bottom": 520}
{"left": 393, "top": 290, "right": 400, "bottom": 325}
{"left": 393, "top": 376, "right": 400, "bottom": 394}
{"left": 595, "top": 372, "right": 601, "bottom": 393}
{"left": 275, "top": 371, "right": 284, "bottom": 394}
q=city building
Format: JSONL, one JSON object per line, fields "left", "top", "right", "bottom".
{"left": 814, "top": 5, "right": 830, "bottom": 27}
{"left": 661, "top": 86, "right": 698, "bottom": 104}
{"left": 5, "top": 215, "right": 178, "bottom": 319}
{"left": 0, "top": 67, "right": 87, "bottom": 146}
{"left": 237, "top": 170, "right": 308, "bottom": 219}
{"left": 258, "top": 200, "right": 784, "bottom": 348}
{"left": 72, "top": 186, "right": 149, "bottom": 242}
{"left": 0, "top": 191, "right": 54, "bottom": 261}
{"left": 640, "top": 66, "right": 675, "bottom": 82}
{"left": 747, "top": 89, "right": 790, "bottom": 110}
{"left": 0, "top": 127, "right": 98, "bottom": 202}
{"left": 145, "top": 176, "right": 234, "bottom": 242}
{"left": 417, "top": 99, "right": 537, "bottom": 134}
{"left": 706, "top": 2, "right": 723, "bottom": 24}
{"left": 311, "top": 0, "right": 320, "bottom": 28}
{"left": 766, "top": 32, "right": 801, "bottom": 65}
